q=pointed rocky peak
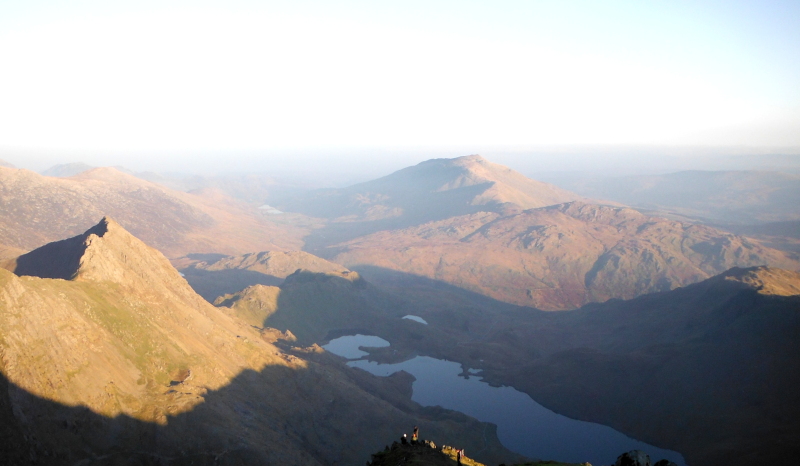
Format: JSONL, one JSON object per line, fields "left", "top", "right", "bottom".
{"left": 13, "top": 217, "right": 111, "bottom": 280}
{"left": 13, "top": 217, "right": 200, "bottom": 303}
{"left": 720, "top": 266, "right": 800, "bottom": 296}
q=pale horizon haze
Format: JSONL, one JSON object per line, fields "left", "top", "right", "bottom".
{"left": 1, "top": 0, "right": 799, "bottom": 178}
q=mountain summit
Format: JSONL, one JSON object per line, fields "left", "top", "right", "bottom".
{"left": 281, "top": 155, "right": 582, "bottom": 248}
{"left": 13, "top": 216, "right": 205, "bottom": 308}
{"left": 283, "top": 155, "right": 581, "bottom": 223}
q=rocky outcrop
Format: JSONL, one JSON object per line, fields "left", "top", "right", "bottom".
{"left": 615, "top": 450, "right": 651, "bottom": 466}
{"left": 719, "top": 265, "right": 800, "bottom": 296}
{"left": 214, "top": 284, "right": 281, "bottom": 327}
{"left": 197, "top": 250, "right": 349, "bottom": 278}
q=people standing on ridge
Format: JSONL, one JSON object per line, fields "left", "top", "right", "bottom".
{"left": 412, "top": 425, "right": 419, "bottom": 444}
{"left": 401, "top": 433, "right": 408, "bottom": 445}
{"left": 456, "top": 448, "right": 464, "bottom": 465}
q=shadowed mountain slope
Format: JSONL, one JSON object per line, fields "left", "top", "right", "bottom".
{"left": 326, "top": 201, "right": 799, "bottom": 309}
{"left": 215, "top": 269, "right": 406, "bottom": 346}
{"left": 280, "top": 155, "right": 582, "bottom": 249}
{"left": 230, "top": 264, "right": 800, "bottom": 466}
{"left": 467, "top": 266, "right": 800, "bottom": 466}
{"left": 0, "top": 166, "right": 306, "bottom": 257}
{"left": 0, "top": 219, "right": 522, "bottom": 465}
{"left": 180, "top": 250, "right": 351, "bottom": 302}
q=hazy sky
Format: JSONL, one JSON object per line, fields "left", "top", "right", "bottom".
{"left": 1, "top": 0, "right": 799, "bottom": 174}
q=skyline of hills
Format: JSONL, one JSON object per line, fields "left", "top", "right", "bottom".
{"left": 0, "top": 165, "right": 307, "bottom": 258}
{"left": 551, "top": 169, "right": 800, "bottom": 225}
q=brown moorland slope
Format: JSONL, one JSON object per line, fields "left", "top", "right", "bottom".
{"left": 326, "top": 201, "right": 799, "bottom": 310}
{"left": 0, "top": 218, "right": 521, "bottom": 465}
{"left": 0, "top": 166, "right": 306, "bottom": 257}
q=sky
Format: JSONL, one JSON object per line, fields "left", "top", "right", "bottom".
{"left": 0, "top": 0, "right": 799, "bottom": 175}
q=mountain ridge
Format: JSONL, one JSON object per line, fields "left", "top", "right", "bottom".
{"left": 325, "top": 200, "right": 798, "bottom": 309}
{"left": 280, "top": 155, "right": 583, "bottom": 249}
{"left": 0, "top": 165, "right": 306, "bottom": 257}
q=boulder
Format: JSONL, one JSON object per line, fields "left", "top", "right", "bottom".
{"left": 615, "top": 450, "right": 651, "bottom": 466}
{"left": 653, "top": 460, "right": 677, "bottom": 466}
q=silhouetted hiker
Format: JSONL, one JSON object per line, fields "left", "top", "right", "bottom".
{"left": 401, "top": 433, "right": 408, "bottom": 445}
{"left": 412, "top": 425, "right": 419, "bottom": 443}
{"left": 456, "top": 448, "right": 464, "bottom": 465}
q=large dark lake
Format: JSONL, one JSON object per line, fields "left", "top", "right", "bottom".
{"left": 324, "top": 334, "right": 686, "bottom": 466}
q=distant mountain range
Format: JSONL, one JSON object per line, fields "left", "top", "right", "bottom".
{"left": 3, "top": 156, "right": 797, "bottom": 311}
{"left": 1, "top": 152, "right": 799, "bottom": 466}
{"left": 0, "top": 166, "right": 306, "bottom": 257}
{"left": 278, "top": 155, "right": 583, "bottom": 248}
{"left": 546, "top": 170, "right": 800, "bottom": 225}
{"left": 285, "top": 157, "right": 798, "bottom": 309}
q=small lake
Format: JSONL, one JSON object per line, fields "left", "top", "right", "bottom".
{"left": 324, "top": 334, "right": 686, "bottom": 466}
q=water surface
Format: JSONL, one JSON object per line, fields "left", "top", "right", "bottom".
{"left": 324, "top": 334, "right": 686, "bottom": 466}
{"left": 402, "top": 315, "right": 428, "bottom": 325}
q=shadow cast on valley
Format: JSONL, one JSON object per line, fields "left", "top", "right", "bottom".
{"left": 1, "top": 347, "right": 517, "bottom": 466}
{"left": 181, "top": 267, "right": 284, "bottom": 302}
{"left": 251, "top": 265, "right": 800, "bottom": 466}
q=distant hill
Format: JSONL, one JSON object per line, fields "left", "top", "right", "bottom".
{"left": 325, "top": 201, "right": 799, "bottom": 310}
{"left": 0, "top": 218, "right": 521, "bottom": 465}
{"left": 215, "top": 269, "right": 379, "bottom": 341}
{"left": 280, "top": 155, "right": 583, "bottom": 248}
{"left": 0, "top": 166, "right": 307, "bottom": 257}
{"left": 0, "top": 159, "right": 15, "bottom": 168}
{"left": 181, "top": 250, "right": 350, "bottom": 302}
{"left": 548, "top": 170, "right": 800, "bottom": 225}
{"left": 40, "top": 162, "right": 95, "bottom": 177}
